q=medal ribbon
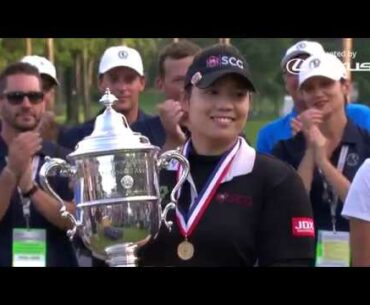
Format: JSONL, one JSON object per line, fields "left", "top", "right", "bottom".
{"left": 176, "top": 137, "right": 241, "bottom": 238}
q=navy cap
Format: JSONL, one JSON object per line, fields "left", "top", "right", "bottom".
{"left": 184, "top": 44, "right": 256, "bottom": 92}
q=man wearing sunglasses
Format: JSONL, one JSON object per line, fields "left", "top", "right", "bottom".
{"left": 0, "top": 62, "right": 78, "bottom": 267}
{"left": 20, "top": 55, "right": 62, "bottom": 143}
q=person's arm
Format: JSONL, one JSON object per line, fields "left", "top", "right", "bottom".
{"left": 297, "top": 147, "right": 315, "bottom": 193}
{"left": 18, "top": 159, "right": 75, "bottom": 231}
{"left": 1, "top": 132, "right": 42, "bottom": 222}
{"left": 162, "top": 133, "right": 187, "bottom": 152}
{"left": 257, "top": 162, "right": 315, "bottom": 266}
{"left": 27, "top": 187, "right": 75, "bottom": 231}
{"left": 0, "top": 166, "right": 18, "bottom": 221}
{"left": 317, "top": 158, "right": 350, "bottom": 202}
{"left": 294, "top": 112, "right": 324, "bottom": 193}
{"left": 311, "top": 126, "right": 350, "bottom": 202}
{"left": 290, "top": 117, "right": 303, "bottom": 136}
{"left": 159, "top": 100, "right": 187, "bottom": 152}
{"left": 349, "top": 218, "right": 370, "bottom": 266}
{"left": 342, "top": 159, "right": 370, "bottom": 266}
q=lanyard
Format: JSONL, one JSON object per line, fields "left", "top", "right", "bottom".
{"left": 319, "top": 145, "right": 348, "bottom": 233}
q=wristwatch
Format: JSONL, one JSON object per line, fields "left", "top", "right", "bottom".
{"left": 22, "top": 183, "right": 39, "bottom": 198}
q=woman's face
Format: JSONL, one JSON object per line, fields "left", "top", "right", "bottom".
{"left": 300, "top": 76, "right": 349, "bottom": 119}
{"left": 183, "top": 74, "right": 250, "bottom": 148}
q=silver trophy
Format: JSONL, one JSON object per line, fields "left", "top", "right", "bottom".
{"left": 39, "top": 89, "right": 189, "bottom": 267}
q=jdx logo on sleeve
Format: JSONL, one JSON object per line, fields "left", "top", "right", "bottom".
{"left": 292, "top": 217, "right": 315, "bottom": 237}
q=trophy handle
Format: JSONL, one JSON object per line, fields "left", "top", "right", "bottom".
{"left": 120, "top": 114, "right": 130, "bottom": 129}
{"left": 39, "top": 157, "right": 79, "bottom": 240}
{"left": 157, "top": 150, "right": 190, "bottom": 231}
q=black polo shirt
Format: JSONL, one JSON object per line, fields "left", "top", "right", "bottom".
{"left": 272, "top": 119, "right": 370, "bottom": 233}
{"left": 0, "top": 136, "right": 78, "bottom": 267}
{"left": 131, "top": 116, "right": 166, "bottom": 148}
{"left": 138, "top": 139, "right": 315, "bottom": 266}
{"left": 58, "top": 109, "right": 152, "bottom": 150}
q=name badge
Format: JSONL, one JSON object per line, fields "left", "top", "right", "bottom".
{"left": 12, "top": 228, "right": 46, "bottom": 267}
{"left": 316, "top": 230, "right": 350, "bottom": 267}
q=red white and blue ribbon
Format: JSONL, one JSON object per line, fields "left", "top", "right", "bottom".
{"left": 176, "top": 138, "right": 241, "bottom": 238}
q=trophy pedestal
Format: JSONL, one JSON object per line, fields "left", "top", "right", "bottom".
{"left": 105, "top": 244, "right": 138, "bottom": 267}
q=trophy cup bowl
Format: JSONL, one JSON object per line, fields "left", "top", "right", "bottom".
{"left": 39, "top": 89, "right": 189, "bottom": 267}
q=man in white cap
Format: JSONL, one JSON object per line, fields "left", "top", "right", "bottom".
{"left": 256, "top": 40, "right": 370, "bottom": 154}
{"left": 58, "top": 45, "right": 152, "bottom": 267}
{"left": 272, "top": 52, "right": 370, "bottom": 267}
{"left": 58, "top": 45, "right": 152, "bottom": 150}
{"left": 21, "top": 55, "right": 59, "bottom": 111}
{"left": 21, "top": 55, "right": 61, "bottom": 142}
{"left": 256, "top": 41, "right": 325, "bottom": 153}
{"left": 131, "top": 40, "right": 201, "bottom": 149}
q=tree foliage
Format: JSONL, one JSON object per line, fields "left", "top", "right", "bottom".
{"left": 0, "top": 38, "right": 369, "bottom": 123}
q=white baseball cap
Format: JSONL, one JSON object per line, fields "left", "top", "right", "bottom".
{"left": 281, "top": 40, "right": 325, "bottom": 70}
{"left": 298, "top": 52, "right": 347, "bottom": 88}
{"left": 98, "top": 45, "right": 144, "bottom": 76}
{"left": 21, "top": 55, "right": 59, "bottom": 85}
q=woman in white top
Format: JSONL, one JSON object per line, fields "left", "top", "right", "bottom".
{"left": 342, "top": 158, "right": 370, "bottom": 266}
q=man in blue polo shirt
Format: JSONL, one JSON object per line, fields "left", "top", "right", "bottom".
{"left": 0, "top": 62, "right": 77, "bottom": 267}
{"left": 257, "top": 40, "right": 370, "bottom": 154}
{"left": 59, "top": 45, "right": 152, "bottom": 150}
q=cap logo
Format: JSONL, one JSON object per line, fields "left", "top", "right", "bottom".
{"left": 206, "top": 55, "right": 244, "bottom": 70}
{"left": 286, "top": 58, "right": 305, "bottom": 75}
{"left": 226, "top": 56, "right": 244, "bottom": 69}
{"left": 346, "top": 153, "right": 359, "bottom": 167}
{"left": 206, "top": 56, "right": 220, "bottom": 68}
{"left": 118, "top": 50, "right": 128, "bottom": 59}
{"left": 296, "top": 42, "right": 307, "bottom": 50}
{"left": 309, "top": 58, "right": 321, "bottom": 69}
{"left": 191, "top": 72, "right": 202, "bottom": 85}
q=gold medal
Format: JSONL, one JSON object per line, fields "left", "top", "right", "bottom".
{"left": 177, "top": 240, "right": 194, "bottom": 260}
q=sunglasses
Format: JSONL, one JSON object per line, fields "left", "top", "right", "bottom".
{"left": 2, "top": 91, "right": 44, "bottom": 105}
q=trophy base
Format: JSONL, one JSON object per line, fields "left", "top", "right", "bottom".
{"left": 105, "top": 244, "right": 138, "bottom": 267}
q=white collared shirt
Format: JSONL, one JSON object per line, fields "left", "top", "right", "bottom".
{"left": 342, "top": 158, "right": 370, "bottom": 222}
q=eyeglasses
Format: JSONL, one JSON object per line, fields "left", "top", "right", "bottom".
{"left": 2, "top": 91, "right": 44, "bottom": 105}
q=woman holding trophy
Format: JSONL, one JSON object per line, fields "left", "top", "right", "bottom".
{"left": 138, "top": 44, "right": 316, "bottom": 267}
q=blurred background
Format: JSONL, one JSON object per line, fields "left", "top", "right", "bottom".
{"left": 1, "top": 38, "right": 367, "bottom": 146}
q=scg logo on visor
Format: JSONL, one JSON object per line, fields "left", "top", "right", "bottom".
{"left": 206, "top": 55, "right": 244, "bottom": 70}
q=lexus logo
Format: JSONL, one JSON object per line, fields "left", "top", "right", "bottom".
{"left": 286, "top": 58, "right": 305, "bottom": 75}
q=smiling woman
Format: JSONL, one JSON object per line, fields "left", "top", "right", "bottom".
{"left": 272, "top": 52, "right": 370, "bottom": 267}
{"left": 137, "top": 44, "right": 316, "bottom": 267}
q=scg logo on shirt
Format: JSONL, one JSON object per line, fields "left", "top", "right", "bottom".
{"left": 292, "top": 217, "right": 315, "bottom": 237}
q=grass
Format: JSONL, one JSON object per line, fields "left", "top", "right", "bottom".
{"left": 244, "top": 120, "right": 270, "bottom": 148}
